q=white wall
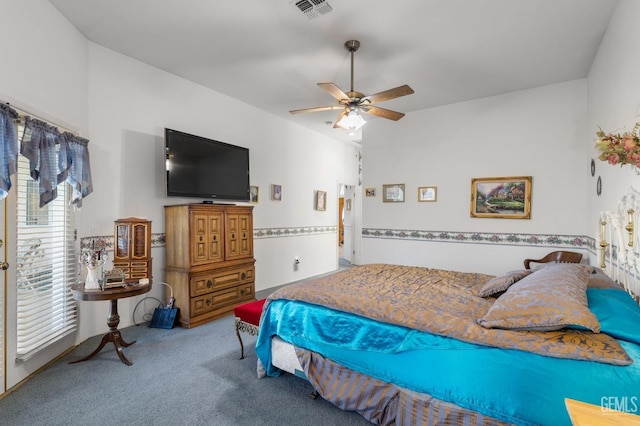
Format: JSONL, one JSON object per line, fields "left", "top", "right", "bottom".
{"left": 586, "top": 0, "right": 640, "bottom": 265}
{"left": 359, "top": 0, "right": 640, "bottom": 274}
{"left": 81, "top": 44, "right": 358, "bottom": 337}
{"left": 361, "top": 79, "right": 588, "bottom": 275}
{"left": 0, "top": 0, "right": 88, "bottom": 131}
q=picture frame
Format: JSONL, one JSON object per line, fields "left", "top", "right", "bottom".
{"left": 271, "top": 184, "right": 282, "bottom": 201}
{"left": 345, "top": 199, "right": 352, "bottom": 210}
{"left": 470, "top": 176, "right": 532, "bottom": 219}
{"left": 382, "top": 184, "right": 405, "bottom": 203}
{"left": 418, "top": 186, "right": 437, "bottom": 202}
{"left": 365, "top": 187, "right": 376, "bottom": 197}
{"left": 316, "top": 190, "right": 326, "bottom": 211}
{"left": 249, "top": 185, "right": 259, "bottom": 203}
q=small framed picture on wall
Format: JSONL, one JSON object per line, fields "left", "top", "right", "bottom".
{"left": 316, "top": 190, "right": 326, "bottom": 211}
{"left": 249, "top": 186, "right": 259, "bottom": 203}
{"left": 271, "top": 184, "right": 282, "bottom": 201}
{"left": 382, "top": 184, "right": 405, "bottom": 203}
{"left": 418, "top": 186, "right": 437, "bottom": 202}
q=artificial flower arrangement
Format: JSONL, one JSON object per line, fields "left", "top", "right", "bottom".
{"left": 595, "top": 123, "right": 640, "bottom": 168}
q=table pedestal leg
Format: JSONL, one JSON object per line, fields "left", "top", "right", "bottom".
{"left": 69, "top": 299, "right": 136, "bottom": 366}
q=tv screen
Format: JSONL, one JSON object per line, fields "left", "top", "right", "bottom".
{"left": 165, "top": 128, "right": 250, "bottom": 201}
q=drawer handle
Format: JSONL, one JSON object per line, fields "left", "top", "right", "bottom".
{"left": 212, "top": 235, "right": 217, "bottom": 241}
{"left": 231, "top": 233, "right": 235, "bottom": 239}
{"left": 240, "top": 289, "right": 244, "bottom": 296}
{"left": 205, "top": 299, "right": 211, "bottom": 306}
{"left": 207, "top": 280, "right": 213, "bottom": 288}
{"left": 241, "top": 273, "right": 246, "bottom": 280}
{"left": 199, "top": 236, "right": 203, "bottom": 241}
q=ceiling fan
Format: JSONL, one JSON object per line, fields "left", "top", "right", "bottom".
{"left": 289, "top": 40, "right": 414, "bottom": 130}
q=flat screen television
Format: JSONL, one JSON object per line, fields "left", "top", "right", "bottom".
{"left": 165, "top": 128, "right": 250, "bottom": 201}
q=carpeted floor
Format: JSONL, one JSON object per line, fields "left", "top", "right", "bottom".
{"left": 0, "top": 314, "right": 369, "bottom": 425}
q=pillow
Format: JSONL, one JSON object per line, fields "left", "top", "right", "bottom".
{"left": 477, "top": 269, "right": 533, "bottom": 297}
{"left": 587, "top": 268, "right": 623, "bottom": 290}
{"left": 477, "top": 263, "right": 601, "bottom": 332}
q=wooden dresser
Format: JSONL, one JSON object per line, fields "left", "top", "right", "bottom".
{"left": 164, "top": 203, "right": 255, "bottom": 328}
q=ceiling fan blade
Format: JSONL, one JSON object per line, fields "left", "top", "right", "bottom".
{"left": 332, "top": 109, "right": 348, "bottom": 128}
{"left": 362, "top": 85, "right": 414, "bottom": 104}
{"left": 289, "top": 105, "right": 344, "bottom": 115}
{"left": 361, "top": 105, "right": 406, "bottom": 121}
{"left": 318, "top": 83, "right": 350, "bottom": 102}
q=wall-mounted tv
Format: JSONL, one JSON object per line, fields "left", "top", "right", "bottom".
{"left": 165, "top": 128, "right": 250, "bottom": 201}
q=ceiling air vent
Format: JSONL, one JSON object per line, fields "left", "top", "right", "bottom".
{"left": 291, "top": 0, "right": 333, "bottom": 20}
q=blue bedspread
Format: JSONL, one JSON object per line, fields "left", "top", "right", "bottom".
{"left": 256, "top": 288, "right": 640, "bottom": 425}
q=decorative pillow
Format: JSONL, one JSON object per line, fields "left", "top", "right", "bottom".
{"left": 477, "top": 269, "right": 533, "bottom": 297}
{"left": 477, "top": 264, "right": 601, "bottom": 332}
{"left": 587, "top": 268, "right": 623, "bottom": 290}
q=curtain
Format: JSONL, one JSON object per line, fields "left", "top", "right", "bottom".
{"left": 19, "top": 116, "right": 93, "bottom": 207}
{"left": 20, "top": 117, "right": 61, "bottom": 207}
{"left": 0, "top": 104, "right": 19, "bottom": 199}
{"left": 62, "top": 132, "right": 93, "bottom": 207}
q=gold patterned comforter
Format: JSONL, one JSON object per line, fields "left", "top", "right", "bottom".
{"left": 268, "top": 263, "right": 631, "bottom": 365}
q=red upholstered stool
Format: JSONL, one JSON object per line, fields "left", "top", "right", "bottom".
{"left": 234, "top": 299, "right": 266, "bottom": 359}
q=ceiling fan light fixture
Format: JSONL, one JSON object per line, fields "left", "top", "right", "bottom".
{"left": 337, "top": 109, "right": 366, "bottom": 130}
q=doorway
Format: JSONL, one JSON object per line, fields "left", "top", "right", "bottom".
{"left": 338, "top": 184, "right": 354, "bottom": 266}
{"left": 0, "top": 197, "right": 5, "bottom": 395}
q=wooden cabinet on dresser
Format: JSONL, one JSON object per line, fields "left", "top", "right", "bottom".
{"left": 164, "top": 204, "right": 255, "bottom": 328}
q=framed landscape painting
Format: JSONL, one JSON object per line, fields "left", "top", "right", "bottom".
{"left": 470, "top": 176, "right": 531, "bottom": 219}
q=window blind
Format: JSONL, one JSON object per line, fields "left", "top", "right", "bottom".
{"left": 15, "top": 124, "right": 77, "bottom": 360}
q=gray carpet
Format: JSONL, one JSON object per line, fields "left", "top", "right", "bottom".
{"left": 0, "top": 314, "right": 369, "bottom": 425}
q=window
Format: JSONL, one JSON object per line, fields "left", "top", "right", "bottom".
{"left": 25, "top": 180, "right": 49, "bottom": 226}
{"left": 15, "top": 122, "right": 77, "bottom": 360}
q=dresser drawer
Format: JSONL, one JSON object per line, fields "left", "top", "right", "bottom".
{"left": 190, "top": 265, "right": 254, "bottom": 297}
{"left": 236, "top": 283, "right": 254, "bottom": 299}
{"left": 190, "top": 284, "right": 254, "bottom": 317}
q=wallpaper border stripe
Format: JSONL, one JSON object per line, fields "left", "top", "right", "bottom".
{"left": 254, "top": 226, "right": 337, "bottom": 239}
{"left": 80, "top": 227, "right": 594, "bottom": 251}
{"left": 80, "top": 226, "right": 338, "bottom": 250}
{"left": 362, "top": 228, "right": 595, "bottom": 249}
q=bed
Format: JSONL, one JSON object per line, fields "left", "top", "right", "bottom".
{"left": 255, "top": 192, "right": 640, "bottom": 425}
